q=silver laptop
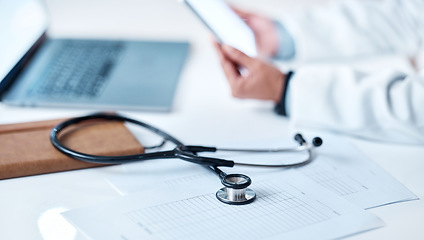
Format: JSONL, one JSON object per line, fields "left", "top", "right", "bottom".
{"left": 0, "top": 0, "right": 189, "bottom": 111}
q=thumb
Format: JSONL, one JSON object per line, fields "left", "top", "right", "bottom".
{"left": 231, "top": 7, "right": 251, "bottom": 20}
{"left": 222, "top": 45, "right": 255, "bottom": 68}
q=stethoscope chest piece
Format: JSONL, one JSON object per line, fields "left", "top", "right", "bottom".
{"left": 50, "top": 113, "right": 322, "bottom": 206}
{"left": 216, "top": 174, "right": 256, "bottom": 205}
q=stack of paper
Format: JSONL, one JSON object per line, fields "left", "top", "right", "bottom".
{"left": 62, "top": 133, "right": 417, "bottom": 239}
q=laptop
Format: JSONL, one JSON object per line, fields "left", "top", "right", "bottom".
{"left": 0, "top": 0, "right": 189, "bottom": 111}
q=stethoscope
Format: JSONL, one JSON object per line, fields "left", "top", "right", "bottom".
{"left": 50, "top": 113, "right": 322, "bottom": 205}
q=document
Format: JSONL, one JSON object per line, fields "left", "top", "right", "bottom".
{"left": 63, "top": 171, "right": 383, "bottom": 240}
{"left": 182, "top": 0, "right": 257, "bottom": 56}
{"left": 107, "top": 133, "right": 417, "bottom": 209}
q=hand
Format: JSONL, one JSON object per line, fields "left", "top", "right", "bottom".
{"left": 232, "top": 8, "right": 279, "bottom": 58}
{"left": 214, "top": 42, "right": 285, "bottom": 103}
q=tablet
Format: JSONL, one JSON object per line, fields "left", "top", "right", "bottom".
{"left": 182, "top": 0, "right": 257, "bottom": 57}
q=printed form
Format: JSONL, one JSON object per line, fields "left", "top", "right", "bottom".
{"left": 107, "top": 133, "right": 417, "bottom": 209}
{"left": 63, "top": 171, "right": 383, "bottom": 240}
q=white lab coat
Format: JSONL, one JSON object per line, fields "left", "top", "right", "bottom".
{"left": 279, "top": 0, "right": 424, "bottom": 144}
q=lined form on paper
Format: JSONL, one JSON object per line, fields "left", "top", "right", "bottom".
{"left": 295, "top": 133, "right": 418, "bottom": 208}
{"left": 107, "top": 133, "right": 417, "bottom": 209}
{"left": 208, "top": 133, "right": 418, "bottom": 209}
{"left": 63, "top": 171, "right": 383, "bottom": 240}
{"left": 125, "top": 181, "right": 336, "bottom": 240}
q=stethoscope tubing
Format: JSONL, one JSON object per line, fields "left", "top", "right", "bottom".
{"left": 50, "top": 113, "right": 235, "bottom": 166}
{"left": 217, "top": 144, "right": 310, "bottom": 153}
{"left": 51, "top": 113, "right": 184, "bottom": 145}
{"left": 234, "top": 147, "right": 313, "bottom": 168}
{"left": 50, "top": 112, "right": 322, "bottom": 205}
{"left": 50, "top": 112, "right": 319, "bottom": 168}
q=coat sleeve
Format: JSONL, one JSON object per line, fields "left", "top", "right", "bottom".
{"left": 279, "top": 0, "right": 424, "bottom": 61}
{"left": 278, "top": 0, "right": 424, "bottom": 144}
{"left": 289, "top": 66, "right": 424, "bottom": 144}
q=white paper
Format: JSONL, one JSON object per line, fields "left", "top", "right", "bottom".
{"left": 63, "top": 171, "right": 383, "bottom": 240}
{"left": 200, "top": 133, "right": 418, "bottom": 209}
{"left": 183, "top": 0, "right": 257, "bottom": 56}
{"left": 107, "top": 133, "right": 417, "bottom": 209}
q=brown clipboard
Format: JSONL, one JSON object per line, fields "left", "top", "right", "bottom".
{"left": 0, "top": 117, "right": 145, "bottom": 180}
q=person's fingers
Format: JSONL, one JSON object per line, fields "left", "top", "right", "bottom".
{"left": 220, "top": 54, "right": 240, "bottom": 83}
{"left": 212, "top": 40, "right": 225, "bottom": 61}
{"left": 212, "top": 41, "right": 254, "bottom": 98}
{"left": 208, "top": 33, "right": 218, "bottom": 45}
{"left": 230, "top": 7, "right": 251, "bottom": 19}
{"left": 222, "top": 45, "right": 255, "bottom": 68}
{"left": 213, "top": 43, "right": 240, "bottom": 83}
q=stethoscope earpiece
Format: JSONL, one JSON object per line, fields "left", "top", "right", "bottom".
{"left": 51, "top": 113, "right": 322, "bottom": 206}
{"left": 312, "top": 137, "right": 323, "bottom": 147}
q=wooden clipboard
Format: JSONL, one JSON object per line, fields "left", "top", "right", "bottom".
{"left": 0, "top": 117, "right": 145, "bottom": 180}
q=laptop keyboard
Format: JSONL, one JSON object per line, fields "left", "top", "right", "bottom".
{"left": 30, "top": 40, "right": 123, "bottom": 99}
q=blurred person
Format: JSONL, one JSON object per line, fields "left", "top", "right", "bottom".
{"left": 214, "top": 0, "right": 424, "bottom": 144}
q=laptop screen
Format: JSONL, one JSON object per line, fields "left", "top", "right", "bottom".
{"left": 0, "top": 0, "right": 48, "bottom": 84}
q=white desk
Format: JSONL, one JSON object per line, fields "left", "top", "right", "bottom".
{"left": 1, "top": 0, "right": 423, "bottom": 239}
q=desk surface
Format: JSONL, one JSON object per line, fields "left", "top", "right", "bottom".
{"left": 1, "top": 0, "right": 423, "bottom": 239}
